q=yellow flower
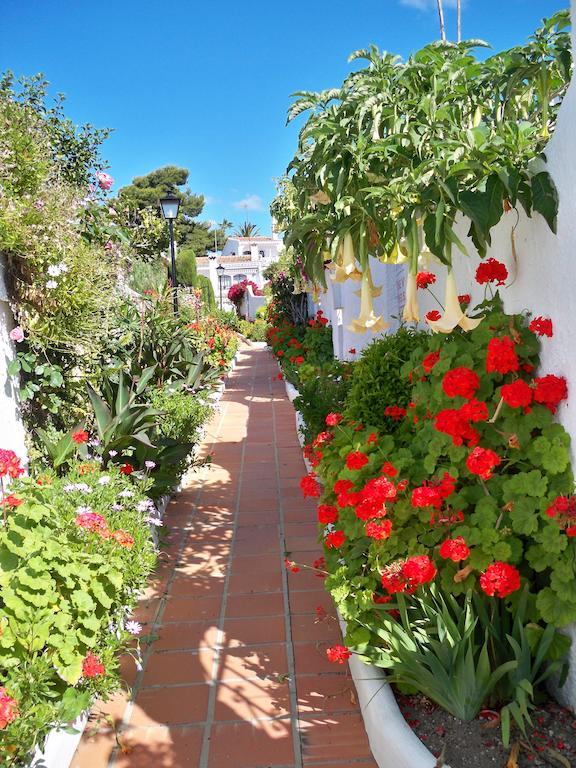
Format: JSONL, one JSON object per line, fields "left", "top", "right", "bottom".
{"left": 402, "top": 271, "right": 419, "bottom": 322}
{"left": 348, "top": 267, "right": 389, "bottom": 334}
{"left": 331, "top": 234, "right": 362, "bottom": 282}
{"left": 426, "top": 271, "right": 483, "bottom": 334}
{"left": 354, "top": 266, "right": 382, "bottom": 299}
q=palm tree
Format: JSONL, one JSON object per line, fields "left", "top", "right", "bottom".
{"left": 234, "top": 221, "right": 260, "bottom": 238}
{"left": 436, "top": 0, "right": 446, "bottom": 42}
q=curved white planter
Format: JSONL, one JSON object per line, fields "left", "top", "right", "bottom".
{"left": 283, "top": 377, "right": 443, "bottom": 768}
{"left": 28, "top": 714, "right": 88, "bottom": 768}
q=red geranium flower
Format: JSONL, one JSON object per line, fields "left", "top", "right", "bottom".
{"left": 325, "top": 530, "right": 346, "bottom": 549}
{"left": 416, "top": 271, "right": 437, "bottom": 289}
{"left": 529, "top": 316, "right": 553, "bottom": 338}
{"left": 402, "top": 555, "right": 437, "bottom": 588}
{"left": 119, "top": 462, "right": 134, "bottom": 475}
{"left": 466, "top": 447, "right": 501, "bottom": 480}
{"left": 439, "top": 536, "right": 470, "bottom": 562}
{"left": 284, "top": 557, "right": 300, "bottom": 573}
{"left": 459, "top": 399, "right": 489, "bottom": 423}
{"left": 366, "top": 519, "right": 393, "bottom": 540}
{"left": 345, "top": 451, "right": 369, "bottom": 471}
{"left": 72, "top": 430, "right": 89, "bottom": 444}
{"left": 1, "top": 494, "right": 22, "bottom": 508}
{"left": 333, "top": 479, "right": 353, "bottom": 495}
{"left": 533, "top": 375, "right": 568, "bottom": 413}
{"left": 442, "top": 367, "right": 480, "bottom": 400}
{"left": 501, "top": 380, "right": 533, "bottom": 409}
{"left": 300, "top": 474, "right": 321, "bottom": 498}
{"left": 317, "top": 504, "right": 339, "bottom": 524}
{"left": 426, "top": 310, "right": 441, "bottom": 322}
{"left": 385, "top": 406, "right": 406, "bottom": 421}
{"left": 475, "top": 258, "right": 508, "bottom": 286}
{"left": 367, "top": 432, "right": 378, "bottom": 445}
{"left": 82, "top": 651, "right": 105, "bottom": 678}
{"left": 0, "top": 449, "right": 24, "bottom": 479}
{"left": 326, "top": 644, "right": 352, "bottom": 664}
{"left": 435, "top": 408, "right": 480, "bottom": 447}
{"left": 459, "top": 294, "right": 471, "bottom": 306}
{"left": 422, "top": 351, "right": 440, "bottom": 374}
{"left": 479, "top": 562, "right": 521, "bottom": 598}
{"left": 486, "top": 337, "right": 519, "bottom": 375}
{"left": 381, "top": 462, "right": 398, "bottom": 478}
{"left": 326, "top": 412, "right": 343, "bottom": 426}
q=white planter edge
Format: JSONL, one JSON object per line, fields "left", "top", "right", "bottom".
{"left": 283, "top": 377, "right": 442, "bottom": 768}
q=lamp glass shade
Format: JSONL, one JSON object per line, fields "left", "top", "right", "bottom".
{"left": 216, "top": 264, "right": 225, "bottom": 274}
{"left": 159, "top": 192, "right": 181, "bottom": 220}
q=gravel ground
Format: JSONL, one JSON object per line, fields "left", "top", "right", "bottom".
{"left": 397, "top": 692, "right": 575, "bottom": 767}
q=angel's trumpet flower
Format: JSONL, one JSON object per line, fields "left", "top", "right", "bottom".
{"left": 426, "top": 271, "right": 483, "bottom": 334}
{"left": 331, "top": 234, "right": 362, "bottom": 283}
{"left": 402, "top": 270, "right": 420, "bottom": 322}
{"left": 354, "top": 265, "right": 382, "bottom": 299}
{"left": 348, "top": 267, "right": 389, "bottom": 334}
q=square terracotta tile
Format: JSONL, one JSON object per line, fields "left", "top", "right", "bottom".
{"left": 225, "top": 593, "right": 284, "bottom": 618}
{"left": 296, "top": 674, "right": 357, "bottom": 715}
{"left": 298, "top": 712, "right": 373, "bottom": 763}
{"left": 222, "top": 615, "right": 286, "bottom": 647}
{"left": 290, "top": 614, "right": 342, "bottom": 644}
{"left": 164, "top": 595, "right": 222, "bottom": 622}
{"left": 131, "top": 685, "right": 209, "bottom": 726}
{"left": 153, "top": 622, "right": 220, "bottom": 651}
{"left": 219, "top": 644, "right": 288, "bottom": 682}
{"left": 208, "top": 720, "right": 294, "bottom": 768}
{"left": 292, "top": 642, "right": 347, "bottom": 677}
{"left": 214, "top": 676, "right": 291, "bottom": 721}
{"left": 142, "top": 650, "right": 214, "bottom": 687}
{"left": 114, "top": 725, "right": 204, "bottom": 767}
{"left": 288, "top": 590, "right": 333, "bottom": 616}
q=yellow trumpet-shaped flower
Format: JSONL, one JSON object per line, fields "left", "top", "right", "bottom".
{"left": 354, "top": 266, "right": 382, "bottom": 299}
{"left": 426, "top": 271, "right": 484, "bottom": 334}
{"left": 331, "top": 234, "right": 362, "bottom": 283}
{"left": 348, "top": 268, "right": 389, "bottom": 334}
{"left": 402, "top": 270, "right": 420, "bottom": 322}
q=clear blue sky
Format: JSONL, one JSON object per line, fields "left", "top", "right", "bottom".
{"left": 1, "top": 0, "right": 567, "bottom": 235}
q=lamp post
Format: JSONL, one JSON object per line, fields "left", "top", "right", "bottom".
{"left": 159, "top": 191, "right": 181, "bottom": 315}
{"left": 217, "top": 264, "right": 225, "bottom": 310}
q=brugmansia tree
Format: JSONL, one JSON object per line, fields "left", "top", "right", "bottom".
{"left": 272, "top": 11, "right": 572, "bottom": 334}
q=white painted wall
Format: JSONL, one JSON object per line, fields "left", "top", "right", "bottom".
{"left": 0, "top": 256, "right": 27, "bottom": 464}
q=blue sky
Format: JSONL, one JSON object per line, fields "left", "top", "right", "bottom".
{"left": 1, "top": 0, "right": 566, "bottom": 235}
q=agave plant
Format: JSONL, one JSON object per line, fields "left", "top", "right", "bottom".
{"left": 86, "top": 366, "right": 161, "bottom": 461}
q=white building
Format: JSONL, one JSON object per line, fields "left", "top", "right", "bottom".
{"left": 197, "top": 233, "right": 283, "bottom": 311}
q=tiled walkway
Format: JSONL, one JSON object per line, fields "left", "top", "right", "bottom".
{"left": 72, "top": 344, "right": 377, "bottom": 768}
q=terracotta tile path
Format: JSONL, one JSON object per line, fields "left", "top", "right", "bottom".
{"left": 72, "top": 344, "right": 377, "bottom": 768}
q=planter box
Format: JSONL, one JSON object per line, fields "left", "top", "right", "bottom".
{"left": 28, "top": 714, "right": 88, "bottom": 768}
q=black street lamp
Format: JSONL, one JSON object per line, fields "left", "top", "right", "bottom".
{"left": 159, "top": 191, "right": 181, "bottom": 315}
{"left": 216, "top": 264, "right": 225, "bottom": 310}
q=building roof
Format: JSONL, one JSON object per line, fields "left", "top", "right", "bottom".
{"left": 230, "top": 236, "right": 279, "bottom": 242}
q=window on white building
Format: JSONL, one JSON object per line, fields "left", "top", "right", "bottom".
{"left": 220, "top": 275, "right": 232, "bottom": 289}
{"left": 233, "top": 273, "right": 247, "bottom": 283}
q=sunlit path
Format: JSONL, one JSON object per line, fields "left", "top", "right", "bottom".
{"left": 72, "top": 344, "right": 377, "bottom": 768}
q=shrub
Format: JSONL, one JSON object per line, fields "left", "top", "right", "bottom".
{"left": 0, "top": 465, "right": 157, "bottom": 763}
{"left": 176, "top": 247, "right": 197, "bottom": 286}
{"left": 196, "top": 274, "right": 216, "bottom": 311}
{"left": 238, "top": 319, "right": 268, "bottom": 342}
{"left": 344, "top": 327, "right": 427, "bottom": 432}
{"left": 150, "top": 386, "right": 211, "bottom": 445}
{"left": 294, "top": 360, "right": 352, "bottom": 444}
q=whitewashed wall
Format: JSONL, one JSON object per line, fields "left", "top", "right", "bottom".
{"left": 0, "top": 256, "right": 27, "bottom": 462}
{"left": 314, "top": 3, "right": 576, "bottom": 708}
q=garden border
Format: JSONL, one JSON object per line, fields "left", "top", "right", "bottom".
{"left": 283, "top": 372, "right": 447, "bottom": 768}
{"left": 27, "top": 347, "right": 241, "bottom": 768}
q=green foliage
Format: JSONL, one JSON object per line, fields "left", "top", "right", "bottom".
{"left": 150, "top": 386, "right": 211, "bottom": 445}
{"left": 344, "top": 328, "right": 427, "bottom": 432}
{"left": 196, "top": 274, "right": 216, "bottom": 311}
{"left": 0, "top": 467, "right": 156, "bottom": 762}
{"left": 233, "top": 221, "right": 260, "bottom": 237}
{"left": 207, "top": 308, "right": 241, "bottom": 331}
{"left": 176, "top": 247, "right": 197, "bottom": 286}
{"left": 294, "top": 361, "right": 352, "bottom": 444}
{"left": 274, "top": 12, "right": 572, "bottom": 282}
{"left": 129, "top": 258, "right": 167, "bottom": 295}
{"left": 238, "top": 319, "right": 268, "bottom": 342}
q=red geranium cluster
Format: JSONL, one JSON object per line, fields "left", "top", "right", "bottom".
{"left": 345, "top": 451, "right": 369, "bottom": 470}
{"left": 385, "top": 406, "right": 406, "bottom": 421}
{"left": 326, "top": 412, "right": 343, "bottom": 426}
{"left": 333, "top": 478, "right": 359, "bottom": 508}
{"left": 411, "top": 473, "right": 456, "bottom": 510}
{"left": 366, "top": 519, "right": 393, "bottom": 540}
{"left": 434, "top": 399, "right": 489, "bottom": 447}
{"left": 422, "top": 351, "right": 440, "bottom": 374}
{"left": 500, "top": 380, "right": 533, "bottom": 409}
{"left": 300, "top": 473, "right": 321, "bottom": 498}
{"left": 82, "top": 651, "right": 106, "bottom": 678}
{"left": 309, "top": 309, "right": 329, "bottom": 327}
{"left": 416, "top": 271, "right": 436, "bottom": 289}
{"left": 479, "top": 562, "right": 521, "bottom": 598}
{"left": 529, "top": 316, "right": 553, "bottom": 337}
{"left": 317, "top": 504, "right": 339, "bottom": 524}
{"left": 72, "top": 430, "right": 89, "bottom": 444}
{"left": 533, "top": 375, "right": 568, "bottom": 413}
{"left": 439, "top": 536, "right": 470, "bottom": 562}
{"left": 326, "top": 644, "right": 352, "bottom": 664}
{"left": 486, "top": 337, "right": 519, "bottom": 375}
{"left": 466, "top": 446, "right": 501, "bottom": 480}
{"left": 75, "top": 512, "right": 134, "bottom": 547}
{"left": 0, "top": 687, "right": 19, "bottom": 729}
{"left": 355, "top": 475, "right": 398, "bottom": 521}
{"left": 381, "top": 555, "right": 437, "bottom": 595}
{"left": 442, "top": 367, "right": 480, "bottom": 400}
{"left": 0, "top": 449, "right": 24, "bottom": 479}
{"left": 475, "top": 258, "right": 508, "bottom": 286}
{"left": 325, "top": 530, "right": 346, "bottom": 548}
{"left": 545, "top": 495, "right": 576, "bottom": 536}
